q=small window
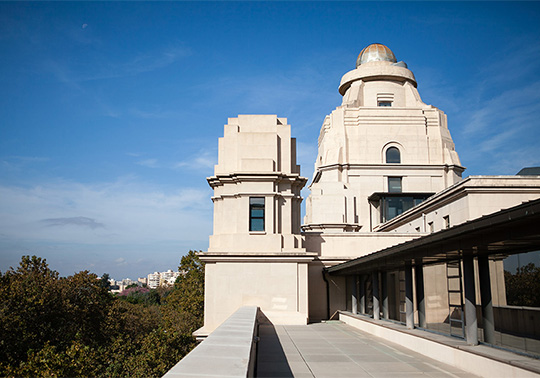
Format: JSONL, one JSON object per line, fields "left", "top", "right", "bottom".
{"left": 443, "top": 215, "right": 450, "bottom": 229}
{"left": 388, "top": 177, "right": 402, "bottom": 193}
{"left": 249, "top": 197, "right": 265, "bottom": 231}
{"left": 378, "top": 101, "right": 392, "bottom": 107}
{"left": 386, "top": 147, "right": 401, "bottom": 163}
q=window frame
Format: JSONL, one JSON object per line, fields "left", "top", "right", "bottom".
{"left": 249, "top": 197, "right": 265, "bottom": 232}
{"left": 385, "top": 147, "right": 401, "bottom": 164}
{"left": 388, "top": 177, "right": 402, "bottom": 193}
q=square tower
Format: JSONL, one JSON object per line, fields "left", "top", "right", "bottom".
{"left": 199, "top": 115, "right": 313, "bottom": 335}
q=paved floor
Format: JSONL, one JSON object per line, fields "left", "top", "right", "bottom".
{"left": 256, "top": 321, "right": 479, "bottom": 378}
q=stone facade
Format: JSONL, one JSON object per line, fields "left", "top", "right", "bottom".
{"left": 199, "top": 44, "right": 540, "bottom": 334}
{"left": 199, "top": 115, "right": 313, "bottom": 334}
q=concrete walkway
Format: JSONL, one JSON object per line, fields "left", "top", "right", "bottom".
{"left": 256, "top": 322, "right": 479, "bottom": 378}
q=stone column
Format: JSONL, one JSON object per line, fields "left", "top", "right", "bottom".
{"left": 372, "top": 272, "right": 380, "bottom": 320}
{"left": 405, "top": 264, "right": 414, "bottom": 329}
{"left": 381, "top": 271, "right": 389, "bottom": 319}
{"left": 352, "top": 275, "right": 358, "bottom": 315}
{"left": 463, "top": 255, "right": 478, "bottom": 345}
{"left": 478, "top": 255, "right": 495, "bottom": 344}
{"left": 415, "top": 264, "right": 426, "bottom": 328}
{"left": 359, "top": 275, "right": 366, "bottom": 314}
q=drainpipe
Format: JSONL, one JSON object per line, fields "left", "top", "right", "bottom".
{"left": 322, "top": 268, "right": 330, "bottom": 320}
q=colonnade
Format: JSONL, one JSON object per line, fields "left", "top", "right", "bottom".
{"left": 345, "top": 254, "right": 496, "bottom": 346}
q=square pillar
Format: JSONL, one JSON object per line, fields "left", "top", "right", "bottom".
{"left": 405, "top": 264, "right": 414, "bottom": 329}
{"left": 359, "top": 275, "right": 366, "bottom": 314}
{"left": 478, "top": 255, "right": 495, "bottom": 344}
{"left": 415, "top": 264, "right": 426, "bottom": 328}
{"left": 381, "top": 271, "right": 389, "bottom": 319}
{"left": 352, "top": 275, "right": 358, "bottom": 315}
{"left": 372, "top": 272, "right": 380, "bottom": 320}
{"left": 463, "top": 255, "right": 478, "bottom": 345}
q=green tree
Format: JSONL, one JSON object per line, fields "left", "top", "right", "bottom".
{"left": 99, "top": 273, "right": 111, "bottom": 290}
{"left": 0, "top": 256, "right": 64, "bottom": 365}
{"left": 59, "top": 271, "right": 112, "bottom": 347}
{"left": 1, "top": 254, "right": 202, "bottom": 378}
{"left": 163, "top": 251, "right": 205, "bottom": 333}
{"left": 0, "top": 256, "right": 112, "bottom": 375}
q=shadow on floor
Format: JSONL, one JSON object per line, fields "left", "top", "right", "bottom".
{"left": 256, "top": 323, "right": 294, "bottom": 377}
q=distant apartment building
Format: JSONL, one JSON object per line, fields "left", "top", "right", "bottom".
{"left": 108, "top": 277, "right": 140, "bottom": 293}
{"left": 160, "top": 269, "right": 182, "bottom": 286}
{"left": 147, "top": 272, "right": 160, "bottom": 289}
{"left": 147, "top": 269, "right": 183, "bottom": 289}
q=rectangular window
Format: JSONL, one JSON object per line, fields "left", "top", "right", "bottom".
{"left": 249, "top": 197, "right": 265, "bottom": 231}
{"left": 388, "top": 177, "right": 402, "bottom": 193}
{"left": 379, "top": 194, "right": 431, "bottom": 223}
{"left": 378, "top": 101, "right": 392, "bottom": 107}
{"left": 443, "top": 215, "right": 450, "bottom": 229}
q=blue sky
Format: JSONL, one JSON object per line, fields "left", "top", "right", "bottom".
{"left": 1, "top": 2, "right": 539, "bottom": 279}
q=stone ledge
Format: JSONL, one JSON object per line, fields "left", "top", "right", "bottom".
{"left": 163, "top": 306, "right": 259, "bottom": 378}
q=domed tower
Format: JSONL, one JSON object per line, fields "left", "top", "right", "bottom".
{"left": 303, "top": 43, "right": 464, "bottom": 233}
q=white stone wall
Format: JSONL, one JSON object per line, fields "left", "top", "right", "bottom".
{"left": 201, "top": 115, "right": 311, "bottom": 334}
{"left": 304, "top": 59, "right": 463, "bottom": 235}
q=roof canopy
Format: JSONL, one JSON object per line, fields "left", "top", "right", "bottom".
{"left": 328, "top": 199, "right": 540, "bottom": 276}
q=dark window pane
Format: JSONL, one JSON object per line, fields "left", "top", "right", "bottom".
{"left": 378, "top": 101, "right": 392, "bottom": 107}
{"left": 250, "top": 197, "right": 265, "bottom": 206}
{"left": 388, "top": 177, "right": 402, "bottom": 193}
{"left": 380, "top": 195, "right": 428, "bottom": 222}
{"left": 251, "top": 209, "right": 264, "bottom": 218}
{"left": 250, "top": 218, "right": 264, "bottom": 232}
{"left": 249, "top": 197, "right": 265, "bottom": 231}
{"left": 386, "top": 147, "right": 401, "bottom": 163}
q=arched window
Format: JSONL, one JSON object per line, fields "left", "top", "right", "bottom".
{"left": 386, "top": 147, "right": 401, "bottom": 163}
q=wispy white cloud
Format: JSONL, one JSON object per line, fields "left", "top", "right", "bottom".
{"left": 438, "top": 36, "right": 540, "bottom": 175}
{"left": 114, "top": 257, "right": 127, "bottom": 266}
{"left": 1, "top": 156, "right": 50, "bottom": 171}
{"left": 462, "top": 81, "right": 540, "bottom": 138}
{"left": 174, "top": 149, "right": 216, "bottom": 171}
{"left": 41, "top": 216, "right": 105, "bottom": 230}
{"left": 136, "top": 158, "right": 159, "bottom": 168}
{"left": 0, "top": 178, "right": 212, "bottom": 247}
{"left": 48, "top": 45, "right": 191, "bottom": 85}
{"left": 0, "top": 176, "right": 212, "bottom": 276}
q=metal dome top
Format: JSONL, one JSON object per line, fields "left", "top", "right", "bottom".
{"left": 356, "top": 43, "right": 397, "bottom": 67}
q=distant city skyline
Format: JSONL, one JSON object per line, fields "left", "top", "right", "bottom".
{"left": 1, "top": 2, "right": 539, "bottom": 278}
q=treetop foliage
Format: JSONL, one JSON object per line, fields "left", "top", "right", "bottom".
{"left": 0, "top": 252, "right": 205, "bottom": 377}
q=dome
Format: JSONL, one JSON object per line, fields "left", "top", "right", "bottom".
{"left": 356, "top": 43, "right": 397, "bottom": 67}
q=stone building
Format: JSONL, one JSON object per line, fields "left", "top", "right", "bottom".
{"left": 197, "top": 44, "right": 540, "bottom": 358}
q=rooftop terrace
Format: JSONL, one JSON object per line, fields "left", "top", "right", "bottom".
{"left": 164, "top": 307, "right": 540, "bottom": 377}
{"left": 257, "top": 321, "right": 478, "bottom": 377}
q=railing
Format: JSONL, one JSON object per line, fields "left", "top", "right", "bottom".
{"left": 163, "top": 306, "right": 259, "bottom": 378}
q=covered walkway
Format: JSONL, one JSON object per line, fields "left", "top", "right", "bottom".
{"left": 256, "top": 322, "right": 478, "bottom": 377}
